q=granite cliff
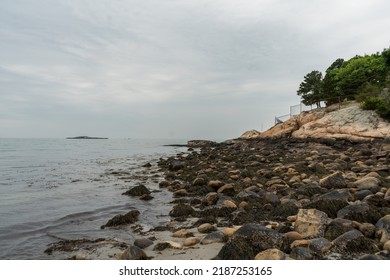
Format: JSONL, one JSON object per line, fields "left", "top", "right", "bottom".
{"left": 241, "top": 102, "right": 390, "bottom": 141}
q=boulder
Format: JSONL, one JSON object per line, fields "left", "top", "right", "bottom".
{"left": 354, "top": 177, "right": 381, "bottom": 192}
{"left": 168, "top": 160, "right": 185, "bottom": 171}
{"left": 309, "top": 238, "right": 332, "bottom": 255}
{"left": 324, "top": 218, "right": 354, "bottom": 241}
{"left": 331, "top": 229, "right": 379, "bottom": 255}
{"left": 169, "top": 204, "right": 196, "bottom": 217}
{"left": 101, "top": 210, "right": 140, "bottom": 229}
{"left": 201, "top": 231, "right": 228, "bottom": 245}
{"left": 119, "top": 246, "right": 147, "bottom": 260}
{"left": 320, "top": 172, "right": 347, "bottom": 189}
{"left": 376, "top": 215, "right": 390, "bottom": 234}
{"left": 122, "top": 185, "right": 150, "bottom": 196}
{"left": 306, "top": 189, "right": 350, "bottom": 218}
{"left": 134, "top": 238, "right": 153, "bottom": 249}
{"left": 337, "top": 202, "right": 383, "bottom": 224}
{"left": 294, "top": 209, "right": 328, "bottom": 238}
{"left": 217, "top": 223, "right": 284, "bottom": 260}
{"left": 290, "top": 247, "right": 317, "bottom": 260}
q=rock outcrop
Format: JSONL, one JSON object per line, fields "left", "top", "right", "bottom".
{"left": 241, "top": 102, "right": 390, "bottom": 141}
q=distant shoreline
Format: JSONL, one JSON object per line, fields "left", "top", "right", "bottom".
{"left": 66, "top": 136, "right": 108, "bottom": 139}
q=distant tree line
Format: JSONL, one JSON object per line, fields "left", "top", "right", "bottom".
{"left": 297, "top": 47, "right": 390, "bottom": 119}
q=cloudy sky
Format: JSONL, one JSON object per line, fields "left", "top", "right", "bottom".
{"left": 1, "top": 0, "right": 389, "bottom": 139}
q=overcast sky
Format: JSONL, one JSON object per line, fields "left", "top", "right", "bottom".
{"left": 1, "top": 0, "right": 389, "bottom": 139}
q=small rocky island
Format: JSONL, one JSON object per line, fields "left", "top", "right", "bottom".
{"left": 66, "top": 136, "right": 108, "bottom": 139}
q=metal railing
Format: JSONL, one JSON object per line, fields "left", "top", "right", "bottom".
{"left": 275, "top": 103, "right": 317, "bottom": 125}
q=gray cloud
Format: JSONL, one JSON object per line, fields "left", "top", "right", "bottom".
{"left": 1, "top": 0, "right": 389, "bottom": 139}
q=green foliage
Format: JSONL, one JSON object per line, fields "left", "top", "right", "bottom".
{"left": 297, "top": 47, "right": 390, "bottom": 114}
{"left": 360, "top": 96, "right": 385, "bottom": 110}
{"left": 297, "top": 70, "right": 323, "bottom": 107}
{"left": 360, "top": 95, "right": 390, "bottom": 120}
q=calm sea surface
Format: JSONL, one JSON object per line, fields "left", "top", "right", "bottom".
{"left": 0, "top": 138, "right": 188, "bottom": 259}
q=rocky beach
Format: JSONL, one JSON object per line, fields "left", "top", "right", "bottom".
{"left": 45, "top": 103, "right": 390, "bottom": 260}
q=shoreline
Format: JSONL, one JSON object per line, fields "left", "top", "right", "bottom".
{"left": 46, "top": 136, "right": 390, "bottom": 260}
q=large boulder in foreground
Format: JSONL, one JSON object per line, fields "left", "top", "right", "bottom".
{"left": 294, "top": 209, "right": 328, "bottom": 239}
{"left": 217, "top": 223, "right": 284, "bottom": 260}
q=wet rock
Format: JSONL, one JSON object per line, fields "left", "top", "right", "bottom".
{"left": 264, "top": 192, "right": 280, "bottom": 205}
{"left": 296, "top": 183, "right": 327, "bottom": 197}
{"left": 358, "top": 254, "right": 383, "bottom": 260}
{"left": 269, "top": 202, "right": 299, "bottom": 220}
{"left": 222, "top": 200, "right": 237, "bottom": 209}
{"left": 168, "top": 160, "right": 185, "bottom": 171}
{"left": 232, "top": 223, "right": 284, "bottom": 252}
{"left": 101, "top": 210, "right": 140, "bottom": 229}
{"left": 331, "top": 229, "right": 379, "bottom": 255}
{"left": 284, "top": 231, "right": 304, "bottom": 243}
{"left": 309, "top": 238, "right": 332, "bottom": 255}
{"left": 223, "top": 226, "right": 241, "bottom": 237}
{"left": 254, "top": 248, "right": 286, "bottom": 260}
{"left": 153, "top": 241, "right": 182, "bottom": 251}
{"left": 202, "top": 192, "right": 219, "bottom": 206}
{"left": 134, "top": 238, "right": 154, "bottom": 249}
{"left": 324, "top": 218, "right": 354, "bottom": 241}
{"left": 192, "top": 177, "right": 207, "bottom": 186}
{"left": 172, "top": 229, "right": 193, "bottom": 238}
{"left": 290, "top": 247, "right": 317, "bottom": 260}
{"left": 201, "top": 231, "right": 228, "bottom": 245}
{"left": 198, "top": 223, "right": 217, "bottom": 234}
{"left": 217, "top": 184, "right": 236, "bottom": 196}
{"left": 122, "top": 185, "right": 151, "bottom": 196}
{"left": 376, "top": 215, "right": 390, "bottom": 234}
{"left": 290, "top": 239, "right": 310, "bottom": 249}
{"left": 320, "top": 172, "right": 347, "bottom": 189}
{"left": 383, "top": 240, "right": 390, "bottom": 251}
{"left": 139, "top": 193, "right": 154, "bottom": 200}
{"left": 354, "top": 177, "right": 381, "bottom": 192}
{"left": 120, "top": 246, "right": 148, "bottom": 260}
{"left": 354, "top": 189, "right": 373, "bottom": 201}
{"left": 362, "top": 194, "right": 388, "bottom": 207}
{"left": 337, "top": 202, "right": 383, "bottom": 224}
{"left": 208, "top": 180, "right": 224, "bottom": 189}
{"left": 294, "top": 209, "right": 328, "bottom": 238}
{"left": 306, "top": 189, "right": 350, "bottom": 218}
{"left": 183, "top": 237, "right": 200, "bottom": 246}
{"left": 173, "top": 189, "right": 189, "bottom": 197}
{"left": 169, "top": 204, "right": 196, "bottom": 218}
{"left": 216, "top": 237, "right": 256, "bottom": 260}
{"left": 385, "top": 188, "right": 390, "bottom": 199}
{"left": 159, "top": 180, "right": 170, "bottom": 188}
{"left": 356, "top": 222, "right": 376, "bottom": 238}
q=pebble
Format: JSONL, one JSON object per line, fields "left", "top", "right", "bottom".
{"left": 198, "top": 223, "right": 217, "bottom": 234}
{"left": 134, "top": 238, "right": 154, "bottom": 249}
{"left": 172, "top": 229, "right": 193, "bottom": 238}
{"left": 223, "top": 226, "right": 241, "bottom": 237}
{"left": 222, "top": 200, "right": 237, "bottom": 208}
{"left": 254, "top": 248, "right": 286, "bottom": 260}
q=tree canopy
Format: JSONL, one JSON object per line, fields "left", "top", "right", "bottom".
{"left": 297, "top": 47, "right": 390, "bottom": 107}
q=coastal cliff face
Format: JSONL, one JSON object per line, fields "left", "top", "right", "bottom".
{"left": 241, "top": 102, "right": 390, "bottom": 141}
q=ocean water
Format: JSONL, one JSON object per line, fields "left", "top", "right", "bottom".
{"left": 0, "top": 138, "right": 188, "bottom": 259}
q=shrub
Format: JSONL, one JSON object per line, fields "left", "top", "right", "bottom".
{"left": 361, "top": 97, "right": 384, "bottom": 110}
